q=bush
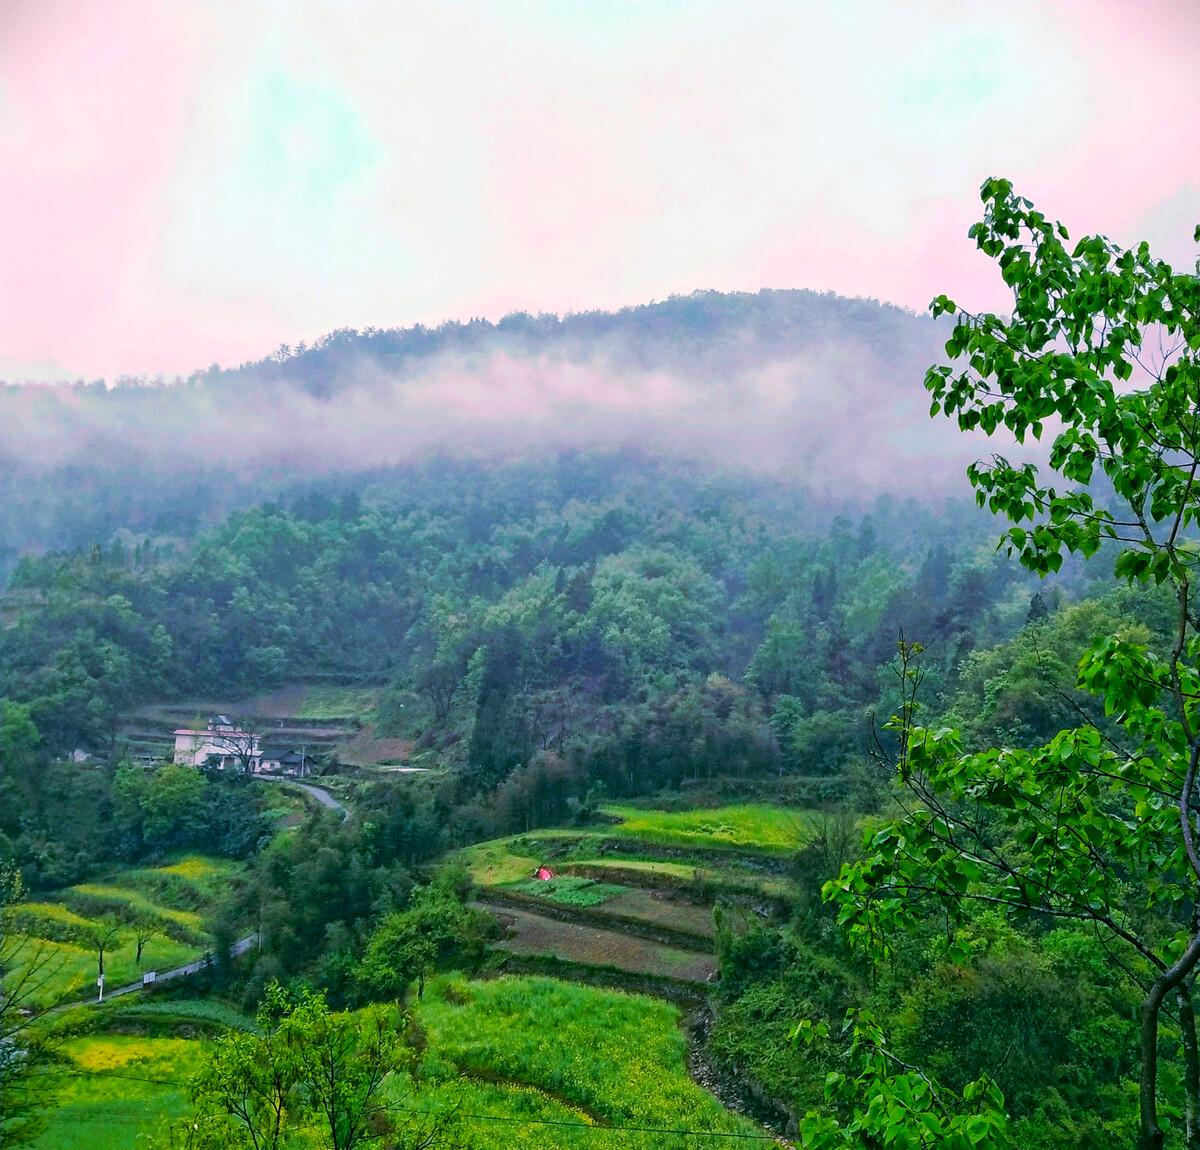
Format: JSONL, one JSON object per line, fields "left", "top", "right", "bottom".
{"left": 891, "top": 939, "right": 1137, "bottom": 1125}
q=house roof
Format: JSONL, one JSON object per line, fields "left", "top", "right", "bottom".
{"left": 174, "top": 727, "right": 255, "bottom": 738}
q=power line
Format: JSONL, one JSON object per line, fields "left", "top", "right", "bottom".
{"left": 405, "top": 1105, "right": 786, "bottom": 1142}
{"left": 53, "top": 1066, "right": 789, "bottom": 1144}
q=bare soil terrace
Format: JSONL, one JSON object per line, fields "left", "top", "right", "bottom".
{"left": 482, "top": 904, "right": 718, "bottom": 984}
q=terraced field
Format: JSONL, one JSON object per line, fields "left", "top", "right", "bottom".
{"left": 410, "top": 974, "right": 766, "bottom": 1148}
{"left": 6, "top": 854, "right": 242, "bottom": 1009}
{"left": 458, "top": 803, "right": 808, "bottom": 987}
{"left": 601, "top": 803, "right": 809, "bottom": 855}
{"left": 485, "top": 904, "right": 717, "bottom": 982}
{"left": 34, "top": 975, "right": 766, "bottom": 1150}
{"left": 590, "top": 886, "right": 717, "bottom": 936}
{"left": 23, "top": 806, "right": 800, "bottom": 1143}
{"left": 564, "top": 856, "right": 796, "bottom": 899}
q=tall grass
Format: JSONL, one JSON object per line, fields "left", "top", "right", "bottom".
{"left": 415, "top": 975, "right": 761, "bottom": 1147}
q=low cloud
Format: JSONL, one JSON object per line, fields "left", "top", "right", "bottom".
{"left": 0, "top": 335, "right": 999, "bottom": 500}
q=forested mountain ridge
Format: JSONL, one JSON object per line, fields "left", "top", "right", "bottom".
{"left": 0, "top": 287, "right": 1079, "bottom": 896}
{"left": 0, "top": 290, "right": 983, "bottom": 576}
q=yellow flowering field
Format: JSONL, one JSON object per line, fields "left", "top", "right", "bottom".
{"left": 413, "top": 975, "right": 762, "bottom": 1148}
{"left": 34, "top": 1034, "right": 207, "bottom": 1150}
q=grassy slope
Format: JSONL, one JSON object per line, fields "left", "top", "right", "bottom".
{"left": 296, "top": 685, "right": 380, "bottom": 719}
{"left": 36, "top": 977, "right": 760, "bottom": 1150}
{"left": 411, "top": 974, "right": 762, "bottom": 1149}
{"left": 8, "top": 854, "right": 242, "bottom": 1009}
{"left": 33, "top": 1034, "right": 207, "bottom": 1150}
{"left": 600, "top": 803, "right": 811, "bottom": 855}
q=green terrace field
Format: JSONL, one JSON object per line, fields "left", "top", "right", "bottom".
{"left": 290, "top": 684, "right": 381, "bottom": 721}
{"left": 33, "top": 1032, "right": 208, "bottom": 1150}
{"left": 456, "top": 803, "right": 811, "bottom": 987}
{"left": 505, "top": 874, "right": 627, "bottom": 908}
{"left": 130, "top": 684, "right": 381, "bottom": 724}
{"left": 6, "top": 854, "right": 242, "bottom": 1009}
{"left": 600, "top": 803, "right": 810, "bottom": 855}
{"left": 33, "top": 977, "right": 763, "bottom": 1150}
{"left": 460, "top": 803, "right": 811, "bottom": 879}
{"left": 409, "top": 974, "right": 764, "bottom": 1149}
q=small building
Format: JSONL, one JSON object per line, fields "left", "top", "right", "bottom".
{"left": 173, "top": 716, "right": 261, "bottom": 770}
{"left": 259, "top": 746, "right": 313, "bottom": 777}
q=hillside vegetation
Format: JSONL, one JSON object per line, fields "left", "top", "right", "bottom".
{"left": 6, "top": 854, "right": 241, "bottom": 1009}
{"left": 0, "top": 290, "right": 953, "bottom": 576}
{"left": 5, "top": 192, "right": 1198, "bottom": 1150}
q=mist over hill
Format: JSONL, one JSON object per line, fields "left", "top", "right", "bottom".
{"left": 0, "top": 289, "right": 1000, "bottom": 570}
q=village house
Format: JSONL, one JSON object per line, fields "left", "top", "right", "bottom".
{"left": 258, "top": 745, "right": 313, "bottom": 777}
{"left": 173, "top": 715, "right": 262, "bottom": 770}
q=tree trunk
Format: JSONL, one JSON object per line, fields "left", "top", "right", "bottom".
{"left": 1180, "top": 985, "right": 1200, "bottom": 1150}
{"left": 1141, "top": 984, "right": 1165, "bottom": 1150}
{"left": 1142, "top": 937, "right": 1200, "bottom": 1150}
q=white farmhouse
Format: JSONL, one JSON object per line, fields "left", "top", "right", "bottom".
{"left": 172, "top": 715, "right": 261, "bottom": 770}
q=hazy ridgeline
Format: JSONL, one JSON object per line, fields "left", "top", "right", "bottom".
{"left": 0, "top": 290, "right": 998, "bottom": 573}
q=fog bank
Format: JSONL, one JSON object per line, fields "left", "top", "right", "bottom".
{"left": 0, "top": 290, "right": 999, "bottom": 498}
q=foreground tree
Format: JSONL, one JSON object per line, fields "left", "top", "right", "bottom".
{"left": 823, "top": 181, "right": 1200, "bottom": 1149}
{"left": 167, "top": 982, "right": 453, "bottom": 1150}
{"left": 300, "top": 999, "right": 416, "bottom": 1150}
{"left": 0, "top": 867, "right": 59, "bottom": 1148}
{"left": 355, "top": 878, "right": 488, "bottom": 1001}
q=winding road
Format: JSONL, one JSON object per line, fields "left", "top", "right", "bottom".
{"left": 64, "top": 779, "right": 347, "bottom": 1012}
{"left": 254, "top": 774, "right": 348, "bottom": 816}
{"left": 103, "top": 780, "right": 347, "bottom": 1002}
{"left": 102, "top": 933, "right": 260, "bottom": 1001}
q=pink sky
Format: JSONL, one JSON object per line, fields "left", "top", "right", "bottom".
{"left": 0, "top": 0, "right": 1197, "bottom": 381}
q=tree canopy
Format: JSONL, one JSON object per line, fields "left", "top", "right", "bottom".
{"left": 824, "top": 180, "right": 1200, "bottom": 1149}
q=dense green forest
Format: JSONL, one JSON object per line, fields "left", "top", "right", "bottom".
{"left": 0, "top": 447, "right": 1047, "bottom": 872}
{"left": 0, "top": 289, "right": 956, "bottom": 581}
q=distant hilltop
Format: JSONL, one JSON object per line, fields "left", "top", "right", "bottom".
{"left": 0, "top": 289, "right": 1004, "bottom": 572}
{"left": 200, "top": 289, "right": 937, "bottom": 397}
